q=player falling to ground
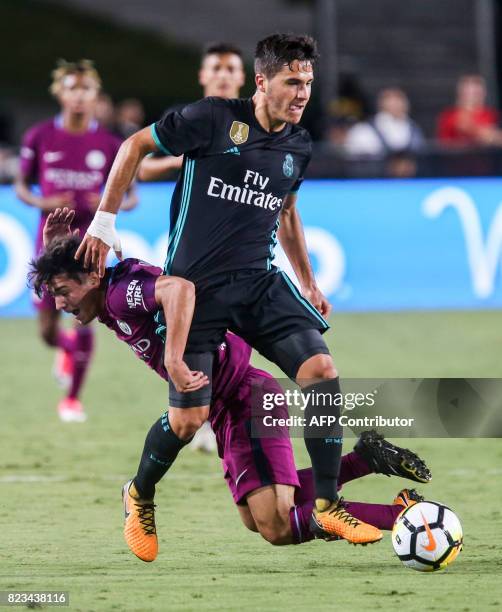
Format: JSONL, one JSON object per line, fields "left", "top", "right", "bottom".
{"left": 15, "top": 60, "right": 137, "bottom": 422}
{"left": 139, "top": 42, "right": 246, "bottom": 453}
{"left": 77, "top": 33, "right": 381, "bottom": 544}
{"left": 138, "top": 42, "right": 246, "bottom": 182}
{"left": 28, "top": 210, "right": 432, "bottom": 561}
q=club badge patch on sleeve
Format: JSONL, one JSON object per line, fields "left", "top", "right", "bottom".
{"left": 229, "top": 121, "right": 249, "bottom": 145}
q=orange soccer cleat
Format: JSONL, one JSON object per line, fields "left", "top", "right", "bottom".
{"left": 310, "top": 498, "right": 383, "bottom": 545}
{"left": 393, "top": 488, "right": 424, "bottom": 514}
{"left": 122, "top": 480, "right": 158, "bottom": 562}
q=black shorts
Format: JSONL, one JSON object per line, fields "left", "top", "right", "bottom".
{"left": 187, "top": 268, "right": 329, "bottom": 355}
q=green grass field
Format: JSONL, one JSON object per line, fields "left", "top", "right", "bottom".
{"left": 1, "top": 312, "right": 502, "bottom": 611}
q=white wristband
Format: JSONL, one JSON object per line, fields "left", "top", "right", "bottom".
{"left": 87, "top": 211, "right": 121, "bottom": 252}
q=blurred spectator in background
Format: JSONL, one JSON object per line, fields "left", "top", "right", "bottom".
{"left": 323, "top": 73, "right": 371, "bottom": 150}
{"left": 328, "top": 72, "right": 371, "bottom": 125}
{"left": 95, "top": 91, "right": 116, "bottom": 131}
{"left": 325, "top": 118, "right": 353, "bottom": 149}
{"left": 115, "top": 98, "right": 145, "bottom": 138}
{"left": 0, "top": 105, "right": 17, "bottom": 183}
{"left": 437, "top": 75, "right": 502, "bottom": 147}
{"left": 0, "top": 146, "right": 18, "bottom": 183}
{"left": 345, "top": 87, "right": 425, "bottom": 157}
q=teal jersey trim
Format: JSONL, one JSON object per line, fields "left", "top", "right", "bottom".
{"left": 267, "top": 219, "right": 280, "bottom": 271}
{"left": 150, "top": 123, "right": 172, "bottom": 155}
{"left": 161, "top": 158, "right": 193, "bottom": 272}
{"left": 281, "top": 271, "right": 329, "bottom": 329}
{"left": 154, "top": 310, "right": 166, "bottom": 342}
{"left": 164, "top": 159, "right": 195, "bottom": 275}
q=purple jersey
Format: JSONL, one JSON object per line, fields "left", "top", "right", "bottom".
{"left": 98, "top": 259, "right": 252, "bottom": 413}
{"left": 19, "top": 115, "right": 122, "bottom": 252}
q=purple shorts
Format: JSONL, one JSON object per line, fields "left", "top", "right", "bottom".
{"left": 213, "top": 367, "right": 300, "bottom": 505}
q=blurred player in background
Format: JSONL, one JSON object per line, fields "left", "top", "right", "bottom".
{"left": 15, "top": 59, "right": 137, "bottom": 423}
{"left": 139, "top": 42, "right": 245, "bottom": 454}
{"left": 138, "top": 42, "right": 245, "bottom": 182}
{"left": 29, "top": 209, "right": 431, "bottom": 561}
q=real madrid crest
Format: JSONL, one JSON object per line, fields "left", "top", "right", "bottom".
{"left": 229, "top": 121, "right": 249, "bottom": 145}
{"left": 283, "top": 153, "right": 294, "bottom": 178}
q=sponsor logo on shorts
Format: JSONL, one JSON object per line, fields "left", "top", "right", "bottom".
{"left": 229, "top": 121, "right": 249, "bottom": 145}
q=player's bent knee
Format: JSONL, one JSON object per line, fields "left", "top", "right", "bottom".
{"left": 237, "top": 506, "right": 259, "bottom": 532}
{"left": 297, "top": 353, "right": 338, "bottom": 381}
{"left": 258, "top": 524, "right": 291, "bottom": 546}
{"left": 168, "top": 406, "right": 210, "bottom": 440}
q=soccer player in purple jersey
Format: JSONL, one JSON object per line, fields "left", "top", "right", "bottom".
{"left": 28, "top": 209, "right": 431, "bottom": 562}
{"left": 15, "top": 60, "right": 138, "bottom": 423}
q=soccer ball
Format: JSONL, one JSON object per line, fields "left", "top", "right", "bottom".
{"left": 392, "top": 501, "right": 463, "bottom": 572}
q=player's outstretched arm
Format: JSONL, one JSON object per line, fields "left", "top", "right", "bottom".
{"left": 75, "top": 127, "right": 157, "bottom": 276}
{"left": 42, "top": 207, "right": 78, "bottom": 247}
{"left": 278, "top": 193, "right": 332, "bottom": 317}
{"left": 154, "top": 275, "right": 209, "bottom": 393}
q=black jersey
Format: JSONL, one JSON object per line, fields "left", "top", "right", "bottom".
{"left": 151, "top": 97, "right": 312, "bottom": 282}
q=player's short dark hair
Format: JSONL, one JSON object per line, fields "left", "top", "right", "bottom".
{"left": 202, "top": 42, "right": 243, "bottom": 61}
{"left": 254, "top": 33, "right": 319, "bottom": 78}
{"left": 28, "top": 236, "right": 88, "bottom": 298}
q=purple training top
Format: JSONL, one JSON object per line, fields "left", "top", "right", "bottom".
{"left": 19, "top": 116, "right": 122, "bottom": 252}
{"left": 98, "top": 259, "right": 252, "bottom": 420}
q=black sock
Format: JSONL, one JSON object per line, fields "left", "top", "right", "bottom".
{"left": 134, "top": 411, "right": 190, "bottom": 499}
{"left": 303, "top": 378, "right": 343, "bottom": 503}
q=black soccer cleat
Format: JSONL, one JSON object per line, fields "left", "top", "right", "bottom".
{"left": 354, "top": 430, "right": 432, "bottom": 483}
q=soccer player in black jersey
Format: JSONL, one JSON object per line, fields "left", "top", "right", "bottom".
{"left": 77, "top": 34, "right": 381, "bottom": 544}
{"left": 138, "top": 42, "right": 246, "bottom": 454}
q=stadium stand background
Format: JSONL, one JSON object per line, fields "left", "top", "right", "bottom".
{"left": 3, "top": 0, "right": 502, "bottom": 179}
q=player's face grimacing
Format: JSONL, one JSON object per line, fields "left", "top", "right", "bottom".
{"left": 49, "top": 272, "right": 102, "bottom": 325}
{"left": 58, "top": 73, "right": 99, "bottom": 116}
{"left": 199, "top": 53, "right": 245, "bottom": 99}
{"left": 260, "top": 59, "right": 313, "bottom": 124}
